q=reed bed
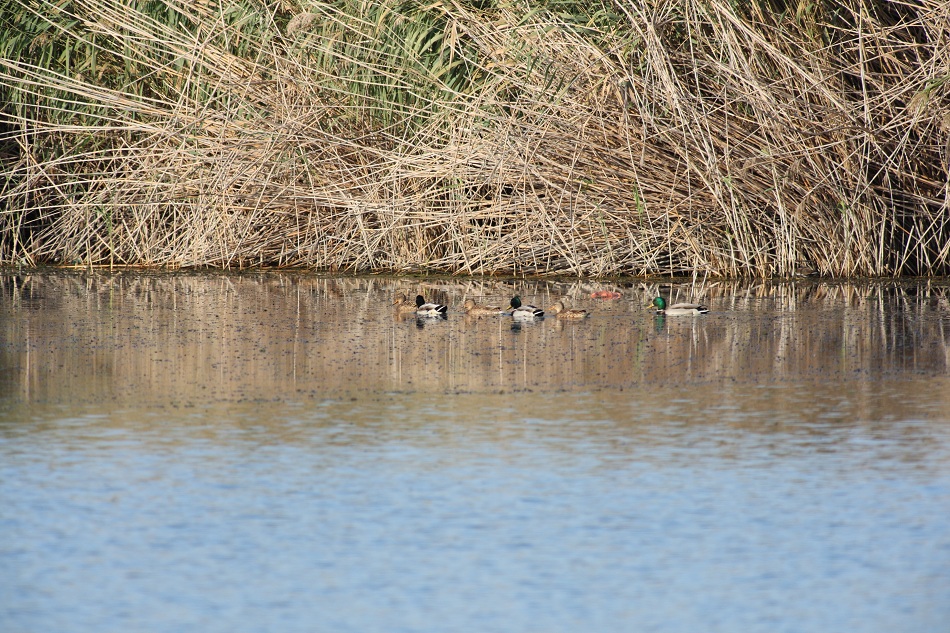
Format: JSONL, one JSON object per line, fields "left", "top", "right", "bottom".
{"left": 1, "top": 0, "right": 948, "bottom": 276}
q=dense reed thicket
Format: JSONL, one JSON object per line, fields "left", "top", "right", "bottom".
{"left": 1, "top": 0, "right": 948, "bottom": 276}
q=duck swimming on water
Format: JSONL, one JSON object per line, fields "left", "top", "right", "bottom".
{"left": 508, "top": 296, "right": 544, "bottom": 319}
{"left": 415, "top": 294, "right": 448, "bottom": 317}
{"left": 393, "top": 293, "right": 418, "bottom": 314}
{"left": 648, "top": 297, "right": 709, "bottom": 315}
{"left": 548, "top": 300, "right": 588, "bottom": 319}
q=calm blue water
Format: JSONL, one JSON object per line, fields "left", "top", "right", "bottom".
{"left": 4, "top": 391, "right": 949, "bottom": 633}
{"left": 2, "top": 273, "right": 950, "bottom": 632}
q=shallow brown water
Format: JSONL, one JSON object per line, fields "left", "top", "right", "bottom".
{"left": 1, "top": 271, "right": 949, "bottom": 633}
{"left": 2, "top": 272, "right": 949, "bottom": 401}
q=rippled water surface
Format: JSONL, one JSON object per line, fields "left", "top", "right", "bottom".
{"left": 2, "top": 272, "right": 950, "bottom": 633}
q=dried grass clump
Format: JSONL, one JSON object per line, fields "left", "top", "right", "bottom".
{"left": 1, "top": 0, "right": 948, "bottom": 276}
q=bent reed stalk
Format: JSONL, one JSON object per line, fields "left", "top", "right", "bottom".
{"left": 1, "top": 0, "right": 948, "bottom": 276}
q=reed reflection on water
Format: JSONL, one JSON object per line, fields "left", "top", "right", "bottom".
{"left": 1, "top": 272, "right": 949, "bottom": 402}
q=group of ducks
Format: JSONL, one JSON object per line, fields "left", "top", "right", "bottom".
{"left": 392, "top": 293, "right": 582, "bottom": 320}
{"left": 393, "top": 293, "right": 710, "bottom": 319}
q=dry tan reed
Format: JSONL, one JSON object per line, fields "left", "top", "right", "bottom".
{"left": 1, "top": 0, "right": 948, "bottom": 276}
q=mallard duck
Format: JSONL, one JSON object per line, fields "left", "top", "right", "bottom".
{"left": 649, "top": 296, "right": 709, "bottom": 315}
{"left": 508, "top": 295, "right": 544, "bottom": 319}
{"left": 415, "top": 294, "right": 448, "bottom": 317}
{"left": 393, "top": 293, "right": 418, "bottom": 314}
{"left": 462, "top": 298, "right": 503, "bottom": 316}
{"left": 548, "top": 300, "right": 588, "bottom": 319}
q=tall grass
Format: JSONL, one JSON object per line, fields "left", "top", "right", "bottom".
{"left": 1, "top": 0, "right": 948, "bottom": 276}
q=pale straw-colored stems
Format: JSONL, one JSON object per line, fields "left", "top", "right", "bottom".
{"left": 2, "top": 0, "right": 948, "bottom": 275}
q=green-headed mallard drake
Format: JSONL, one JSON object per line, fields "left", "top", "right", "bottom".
{"left": 549, "top": 300, "right": 588, "bottom": 319}
{"left": 649, "top": 296, "right": 709, "bottom": 315}
{"left": 415, "top": 294, "right": 448, "bottom": 317}
{"left": 462, "top": 298, "right": 503, "bottom": 316}
{"left": 508, "top": 295, "right": 544, "bottom": 319}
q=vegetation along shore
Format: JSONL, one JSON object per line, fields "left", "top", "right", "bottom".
{"left": 1, "top": 0, "right": 948, "bottom": 276}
